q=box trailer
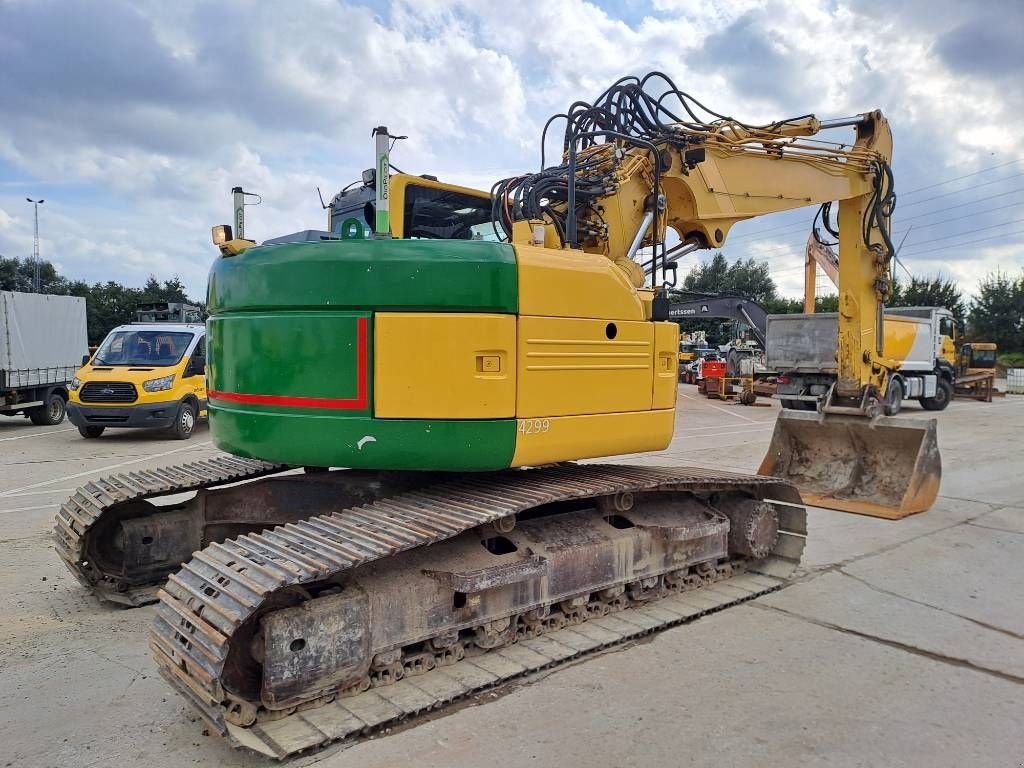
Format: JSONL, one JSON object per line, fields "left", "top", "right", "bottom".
{"left": 1, "top": 291, "right": 89, "bottom": 425}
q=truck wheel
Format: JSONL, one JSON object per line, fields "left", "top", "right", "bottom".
{"left": 170, "top": 401, "right": 197, "bottom": 440}
{"left": 78, "top": 425, "right": 105, "bottom": 438}
{"left": 884, "top": 379, "right": 903, "bottom": 416}
{"left": 29, "top": 393, "right": 67, "bottom": 426}
{"left": 921, "top": 379, "right": 952, "bottom": 411}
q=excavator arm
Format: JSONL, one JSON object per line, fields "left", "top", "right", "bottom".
{"left": 516, "top": 110, "right": 896, "bottom": 404}
{"left": 668, "top": 294, "right": 768, "bottom": 348}
{"left": 495, "top": 75, "right": 938, "bottom": 518}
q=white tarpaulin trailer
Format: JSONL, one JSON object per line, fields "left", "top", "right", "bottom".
{"left": 1, "top": 291, "right": 88, "bottom": 389}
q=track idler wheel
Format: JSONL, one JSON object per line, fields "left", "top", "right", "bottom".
{"left": 721, "top": 499, "right": 779, "bottom": 560}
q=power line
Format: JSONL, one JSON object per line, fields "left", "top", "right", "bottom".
{"left": 728, "top": 214, "right": 810, "bottom": 241}
{"left": 894, "top": 217, "right": 1024, "bottom": 249}
{"left": 898, "top": 187, "right": 1024, "bottom": 224}
{"left": 727, "top": 158, "right": 1024, "bottom": 241}
{"left": 893, "top": 200, "right": 1021, "bottom": 232}
{"left": 723, "top": 192, "right": 1024, "bottom": 262}
{"left": 899, "top": 228, "right": 1024, "bottom": 257}
{"left": 730, "top": 182, "right": 1024, "bottom": 244}
{"left": 901, "top": 156, "right": 1024, "bottom": 196}
{"left": 899, "top": 170, "right": 1024, "bottom": 209}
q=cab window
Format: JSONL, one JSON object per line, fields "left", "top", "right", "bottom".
{"left": 970, "top": 348, "right": 996, "bottom": 368}
{"left": 939, "top": 317, "right": 955, "bottom": 338}
{"left": 402, "top": 184, "right": 499, "bottom": 241}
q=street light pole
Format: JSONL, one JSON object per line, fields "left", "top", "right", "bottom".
{"left": 26, "top": 197, "right": 45, "bottom": 292}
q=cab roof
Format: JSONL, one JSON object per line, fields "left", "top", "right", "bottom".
{"left": 112, "top": 323, "right": 205, "bottom": 334}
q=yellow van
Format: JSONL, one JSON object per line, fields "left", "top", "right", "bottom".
{"left": 67, "top": 323, "right": 207, "bottom": 439}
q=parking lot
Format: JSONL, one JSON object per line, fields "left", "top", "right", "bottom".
{"left": 1, "top": 389, "right": 1022, "bottom": 767}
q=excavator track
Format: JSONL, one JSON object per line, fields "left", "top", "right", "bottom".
{"left": 54, "top": 456, "right": 288, "bottom": 606}
{"left": 151, "top": 464, "right": 805, "bottom": 759}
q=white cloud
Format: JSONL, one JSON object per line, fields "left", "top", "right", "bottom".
{"left": 0, "top": 0, "right": 1020, "bottom": 300}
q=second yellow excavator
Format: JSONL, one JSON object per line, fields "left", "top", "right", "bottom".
{"left": 55, "top": 72, "right": 939, "bottom": 757}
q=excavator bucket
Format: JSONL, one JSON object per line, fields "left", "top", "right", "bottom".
{"left": 758, "top": 409, "right": 941, "bottom": 519}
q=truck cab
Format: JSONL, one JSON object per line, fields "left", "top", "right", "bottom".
{"left": 68, "top": 323, "right": 206, "bottom": 439}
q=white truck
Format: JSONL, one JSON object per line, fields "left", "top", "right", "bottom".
{"left": 1, "top": 291, "right": 89, "bottom": 425}
{"left": 767, "top": 306, "right": 957, "bottom": 414}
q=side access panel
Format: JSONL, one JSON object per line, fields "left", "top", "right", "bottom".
{"left": 517, "top": 316, "right": 654, "bottom": 418}
{"left": 375, "top": 313, "right": 515, "bottom": 418}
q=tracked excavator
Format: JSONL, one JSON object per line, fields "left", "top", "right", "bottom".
{"left": 53, "top": 73, "right": 940, "bottom": 757}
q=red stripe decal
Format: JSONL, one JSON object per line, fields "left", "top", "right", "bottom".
{"left": 209, "top": 317, "right": 369, "bottom": 410}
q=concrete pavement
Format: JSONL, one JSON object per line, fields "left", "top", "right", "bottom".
{"left": 0, "top": 391, "right": 1021, "bottom": 767}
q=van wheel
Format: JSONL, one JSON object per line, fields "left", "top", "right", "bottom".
{"left": 170, "top": 401, "right": 197, "bottom": 440}
{"left": 30, "top": 393, "right": 67, "bottom": 425}
{"left": 921, "top": 379, "right": 952, "bottom": 411}
{"left": 884, "top": 379, "right": 903, "bottom": 416}
{"left": 79, "top": 425, "right": 105, "bottom": 438}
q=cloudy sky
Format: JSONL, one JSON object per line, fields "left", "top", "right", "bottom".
{"left": 1, "top": 0, "right": 1022, "bottom": 299}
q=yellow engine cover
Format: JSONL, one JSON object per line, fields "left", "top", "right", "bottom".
{"left": 371, "top": 243, "right": 680, "bottom": 467}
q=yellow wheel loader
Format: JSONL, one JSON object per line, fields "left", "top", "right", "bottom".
{"left": 54, "top": 72, "right": 939, "bottom": 757}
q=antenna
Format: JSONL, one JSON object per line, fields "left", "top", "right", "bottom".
{"left": 231, "top": 187, "right": 262, "bottom": 240}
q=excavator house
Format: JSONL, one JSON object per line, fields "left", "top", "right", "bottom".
{"left": 54, "top": 73, "right": 940, "bottom": 758}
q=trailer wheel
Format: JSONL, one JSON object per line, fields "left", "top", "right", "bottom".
{"left": 920, "top": 379, "right": 952, "bottom": 411}
{"left": 78, "top": 425, "right": 105, "bottom": 438}
{"left": 29, "top": 393, "right": 67, "bottom": 426}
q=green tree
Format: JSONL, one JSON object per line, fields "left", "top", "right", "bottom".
{"left": 0, "top": 255, "right": 72, "bottom": 294}
{"left": 674, "top": 252, "right": 779, "bottom": 304}
{"left": 0, "top": 256, "right": 203, "bottom": 344}
{"left": 140, "top": 275, "right": 190, "bottom": 304}
{"left": 969, "top": 271, "right": 1024, "bottom": 352}
{"left": 890, "top": 274, "right": 966, "bottom": 324}
{"left": 670, "top": 253, "right": 812, "bottom": 344}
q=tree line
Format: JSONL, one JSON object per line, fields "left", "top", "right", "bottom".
{"left": 3, "top": 251, "right": 1021, "bottom": 355}
{"left": 0, "top": 256, "right": 204, "bottom": 345}
{"left": 669, "top": 252, "right": 1022, "bottom": 353}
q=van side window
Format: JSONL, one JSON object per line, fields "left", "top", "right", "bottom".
{"left": 194, "top": 337, "right": 206, "bottom": 358}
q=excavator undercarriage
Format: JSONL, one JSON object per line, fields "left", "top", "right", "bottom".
{"left": 148, "top": 464, "right": 804, "bottom": 759}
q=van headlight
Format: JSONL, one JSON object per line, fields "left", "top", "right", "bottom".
{"left": 143, "top": 374, "right": 175, "bottom": 392}
{"left": 69, "top": 377, "right": 81, "bottom": 391}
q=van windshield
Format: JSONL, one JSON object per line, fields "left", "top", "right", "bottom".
{"left": 94, "top": 330, "right": 195, "bottom": 366}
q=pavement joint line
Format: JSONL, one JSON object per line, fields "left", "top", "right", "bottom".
{"left": 0, "top": 440, "right": 214, "bottom": 498}
{"left": 0, "top": 428, "right": 77, "bottom": 442}
{"left": 834, "top": 568, "right": 1024, "bottom": 641}
{"left": 1, "top": 488, "right": 78, "bottom": 498}
{"left": 0, "top": 503, "right": 58, "bottom": 515}
{"left": 675, "top": 421, "right": 776, "bottom": 433}
{"left": 965, "top": 521, "right": 1024, "bottom": 536}
{"left": 937, "top": 494, "right": 1007, "bottom": 510}
{"left": 662, "top": 435, "right": 778, "bottom": 454}
{"left": 750, "top": 602, "right": 1024, "bottom": 686}
{"left": 701, "top": 401, "right": 763, "bottom": 423}
{"left": 791, "top": 504, "right": 1005, "bottom": 586}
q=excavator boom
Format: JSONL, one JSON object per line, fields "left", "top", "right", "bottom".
{"left": 493, "top": 76, "right": 939, "bottom": 517}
